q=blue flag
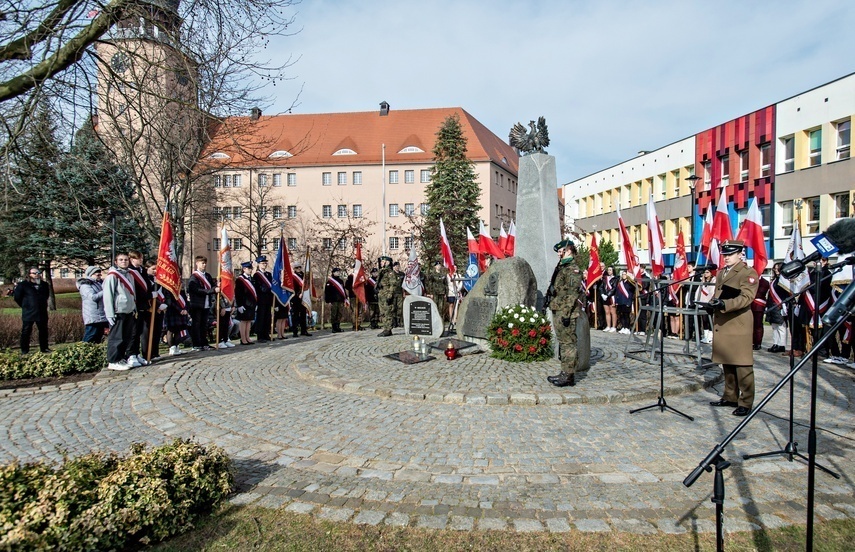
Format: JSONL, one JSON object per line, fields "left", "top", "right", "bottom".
{"left": 463, "top": 251, "right": 479, "bottom": 292}
{"left": 271, "top": 233, "right": 295, "bottom": 307}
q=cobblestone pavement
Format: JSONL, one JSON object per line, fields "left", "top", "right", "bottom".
{"left": 1, "top": 329, "right": 853, "bottom": 536}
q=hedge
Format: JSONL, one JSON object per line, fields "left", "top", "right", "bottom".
{"left": 0, "top": 439, "right": 234, "bottom": 551}
{"left": 0, "top": 342, "right": 106, "bottom": 381}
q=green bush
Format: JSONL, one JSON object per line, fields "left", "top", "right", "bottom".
{"left": 487, "top": 304, "right": 553, "bottom": 362}
{"left": 0, "top": 439, "right": 234, "bottom": 551}
{"left": 0, "top": 342, "right": 105, "bottom": 381}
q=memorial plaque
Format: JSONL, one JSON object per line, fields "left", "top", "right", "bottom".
{"left": 460, "top": 296, "right": 497, "bottom": 339}
{"left": 409, "top": 300, "right": 433, "bottom": 336}
{"left": 385, "top": 351, "right": 436, "bottom": 364}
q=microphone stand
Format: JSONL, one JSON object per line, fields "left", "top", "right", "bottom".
{"left": 683, "top": 279, "right": 855, "bottom": 552}
{"left": 742, "top": 273, "right": 839, "bottom": 478}
{"left": 629, "top": 274, "right": 695, "bottom": 421}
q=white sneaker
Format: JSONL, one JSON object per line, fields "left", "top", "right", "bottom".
{"left": 107, "top": 361, "right": 130, "bottom": 371}
{"left": 224, "top": 340, "right": 236, "bottom": 348}
{"left": 635, "top": 331, "right": 646, "bottom": 336}
{"left": 135, "top": 355, "right": 150, "bottom": 366}
{"left": 169, "top": 345, "right": 182, "bottom": 356}
{"left": 825, "top": 356, "right": 848, "bottom": 365}
{"left": 218, "top": 342, "right": 229, "bottom": 349}
{"left": 126, "top": 356, "right": 142, "bottom": 368}
{"left": 620, "top": 328, "right": 631, "bottom": 334}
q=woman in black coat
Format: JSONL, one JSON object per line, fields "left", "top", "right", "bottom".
{"left": 13, "top": 267, "right": 50, "bottom": 354}
{"left": 235, "top": 262, "right": 258, "bottom": 345}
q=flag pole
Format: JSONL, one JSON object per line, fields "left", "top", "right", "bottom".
{"left": 146, "top": 295, "right": 157, "bottom": 363}
{"left": 215, "top": 228, "right": 222, "bottom": 349}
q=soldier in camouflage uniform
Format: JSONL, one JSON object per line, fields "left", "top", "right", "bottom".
{"left": 546, "top": 239, "right": 584, "bottom": 387}
{"left": 375, "top": 256, "right": 397, "bottom": 337}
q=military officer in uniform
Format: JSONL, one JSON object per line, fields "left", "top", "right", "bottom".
{"left": 392, "top": 261, "right": 405, "bottom": 327}
{"left": 708, "top": 240, "right": 760, "bottom": 416}
{"left": 376, "top": 256, "right": 396, "bottom": 336}
{"left": 367, "top": 268, "right": 380, "bottom": 329}
{"left": 325, "top": 267, "right": 347, "bottom": 333}
{"left": 252, "top": 256, "right": 274, "bottom": 342}
{"left": 546, "top": 239, "right": 584, "bottom": 387}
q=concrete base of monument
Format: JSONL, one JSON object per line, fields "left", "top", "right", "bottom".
{"left": 290, "top": 329, "right": 722, "bottom": 406}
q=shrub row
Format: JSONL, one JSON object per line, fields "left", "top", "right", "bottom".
{"left": 0, "top": 313, "right": 85, "bottom": 350}
{"left": 0, "top": 439, "right": 234, "bottom": 551}
{"left": 0, "top": 342, "right": 105, "bottom": 381}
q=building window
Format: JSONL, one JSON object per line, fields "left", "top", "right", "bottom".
{"left": 231, "top": 238, "right": 243, "bottom": 250}
{"left": 223, "top": 175, "right": 232, "bottom": 188}
{"left": 760, "top": 204, "right": 771, "bottom": 239}
{"left": 404, "top": 203, "right": 414, "bottom": 216}
{"left": 259, "top": 206, "right": 268, "bottom": 219}
{"left": 60, "top": 268, "right": 69, "bottom": 278}
{"left": 233, "top": 207, "right": 243, "bottom": 219}
{"left": 657, "top": 174, "right": 666, "bottom": 200}
{"left": 272, "top": 206, "right": 282, "bottom": 219}
{"left": 287, "top": 173, "right": 296, "bottom": 186}
{"left": 782, "top": 136, "right": 794, "bottom": 172}
{"left": 405, "top": 236, "right": 414, "bottom": 250}
{"left": 836, "top": 119, "right": 850, "bottom": 160}
{"left": 719, "top": 155, "right": 730, "bottom": 187}
{"left": 337, "top": 172, "right": 347, "bottom": 185}
{"left": 323, "top": 238, "right": 332, "bottom": 251}
{"left": 288, "top": 238, "right": 297, "bottom": 250}
{"left": 287, "top": 205, "right": 297, "bottom": 218}
{"left": 809, "top": 129, "right": 822, "bottom": 167}
{"left": 671, "top": 170, "right": 680, "bottom": 196}
{"left": 805, "top": 196, "right": 820, "bottom": 234}
{"left": 322, "top": 172, "right": 332, "bottom": 186}
{"left": 222, "top": 206, "right": 232, "bottom": 219}
{"left": 420, "top": 203, "right": 428, "bottom": 215}
{"left": 258, "top": 174, "right": 268, "bottom": 187}
{"left": 739, "top": 150, "right": 749, "bottom": 182}
{"left": 337, "top": 238, "right": 347, "bottom": 250}
{"left": 703, "top": 161, "right": 712, "bottom": 190}
{"left": 233, "top": 174, "right": 241, "bottom": 188}
{"left": 338, "top": 204, "right": 347, "bottom": 218}
{"left": 213, "top": 238, "right": 221, "bottom": 250}
{"left": 420, "top": 169, "right": 430, "bottom": 183}
{"left": 353, "top": 204, "right": 362, "bottom": 218}
{"left": 759, "top": 143, "right": 771, "bottom": 177}
{"left": 404, "top": 170, "right": 414, "bottom": 183}
{"left": 353, "top": 171, "right": 362, "bottom": 185}
{"left": 322, "top": 205, "right": 332, "bottom": 218}
{"left": 389, "top": 170, "right": 399, "bottom": 184}
{"left": 389, "top": 237, "right": 399, "bottom": 250}
{"left": 835, "top": 192, "right": 850, "bottom": 219}
{"left": 780, "top": 201, "right": 794, "bottom": 237}
{"left": 273, "top": 173, "right": 282, "bottom": 186}
{"left": 389, "top": 203, "right": 399, "bottom": 217}
{"left": 214, "top": 175, "right": 221, "bottom": 188}
{"left": 271, "top": 238, "right": 280, "bottom": 251}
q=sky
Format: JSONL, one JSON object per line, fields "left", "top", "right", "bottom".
{"left": 260, "top": 0, "right": 855, "bottom": 185}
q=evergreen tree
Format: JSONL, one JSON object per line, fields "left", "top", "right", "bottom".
{"left": 599, "top": 240, "right": 619, "bottom": 268}
{"left": 420, "top": 114, "right": 481, "bottom": 267}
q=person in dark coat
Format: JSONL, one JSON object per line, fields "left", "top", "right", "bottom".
{"left": 765, "top": 262, "right": 789, "bottom": 353}
{"left": 165, "top": 287, "right": 191, "bottom": 356}
{"left": 290, "top": 264, "right": 312, "bottom": 337}
{"left": 614, "top": 270, "right": 636, "bottom": 334}
{"left": 708, "top": 240, "right": 760, "bottom": 416}
{"left": 751, "top": 276, "right": 771, "bottom": 350}
{"left": 235, "top": 261, "right": 257, "bottom": 345}
{"left": 252, "top": 256, "right": 273, "bottom": 342}
{"left": 325, "top": 267, "right": 347, "bottom": 333}
{"left": 127, "top": 250, "right": 152, "bottom": 367}
{"left": 14, "top": 267, "right": 50, "bottom": 354}
{"left": 187, "top": 256, "right": 219, "bottom": 351}
{"left": 367, "top": 267, "right": 380, "bottom": 329}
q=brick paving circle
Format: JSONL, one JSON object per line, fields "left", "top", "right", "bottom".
{"left": 1, "top": 329, "right": 853, "bottom": 536}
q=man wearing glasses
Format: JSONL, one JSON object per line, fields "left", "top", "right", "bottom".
{"left": 707, "top": 240, "right": 760, "bottom": 416}
{"left": 13, "top": 267, "right": 50, "bottom": 354}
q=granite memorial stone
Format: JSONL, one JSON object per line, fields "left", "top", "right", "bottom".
{"left": 404, "top": 295, "right": 444, "bottom": 339}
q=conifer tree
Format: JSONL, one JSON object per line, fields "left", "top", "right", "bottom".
{"left": 420, "top": 114, "right": 481, "bottom": 267}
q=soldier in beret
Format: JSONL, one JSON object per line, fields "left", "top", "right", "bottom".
{"left": 707, "top": 240, "right": 760, "bottom": 416}
{"left": 546, "top": 239, "right": 584, "bottom": 387}
{"left": 376, "top": 256, "right": 396, "bottom": 336}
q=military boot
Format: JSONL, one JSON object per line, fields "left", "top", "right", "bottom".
{"left": 378, "top": 329, "right": 392, "bottom": 337}
{"left": 548, "top": 373, "right": 575, "bottom": 387}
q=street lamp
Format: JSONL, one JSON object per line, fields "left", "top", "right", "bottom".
{"left": 686, "top": 174, "right": 701, "bottom": 263}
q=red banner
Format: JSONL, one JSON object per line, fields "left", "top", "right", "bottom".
{"left": 353, "top": 242, "right": 367, "bottom": 305}
{"left": 154, "top": 211, "right": 183, "bottom": 306}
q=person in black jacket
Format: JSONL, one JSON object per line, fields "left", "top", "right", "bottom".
{"left": 187, "top": 256, "right": 219, "bottom": 351}
{"left": 235, "top": 261, "right": 257, "bottom": 345}
{"left": 252, "top": 256, "right": 273, "bottom": 342}
{"left": 14, "top": 267, "right": 50, "bottom": 354}
{"left": 290, "top": 264, "right": 312, "bottom": 337}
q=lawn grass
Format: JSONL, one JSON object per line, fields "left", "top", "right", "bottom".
{"left": 150, "top": 505, "right": 854, "bottom": 551}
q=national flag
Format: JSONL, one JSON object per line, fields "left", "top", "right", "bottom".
{"left": 218, "top": 227, "right": 235, "bottom": 302}
{"left": 616, "top": 205, "right": 641, "bottom": 279}
{"left": 478, "top": 220, "right": 505, "bottom": 261}
{"left": 700, "top": 205, "right": 714, "bottom": 258}
{"left": 464, "top": 227, "right": 480, "bottom": 292}
{"left": 154, "top": 210, "right": 185, "bottom": 308}
{"left": 352, "top": 242, "right": 367, "bottom": 305}
{"left": 586, "top": 234, "right": 604, "bottom": 290}
{"left": 647, "top": 195, "right": 665, "bottom": 277}
{"left": 271, "top": 231, "right": 295, "bottom": 307}
{"left": 780, "top": 220, "right": 810, "bottom": 294}
{"left": 736, "top": 197, "right": 768, "bottom": 276}
{"left": 439, "top": 218, "right": 456, "bottom": 276}
{"left": 505, "top": 220, "right": 516, "bottom": 256}
{"left": 498, "top": 222, "right": 509, "bottom": 255}
{"left": 301, "top": 248, "right": 314, "bottom": 311}
{"left": 670, "top": 231, "right": 690, "bottom": 301}
{"left": 402, "top": 244, "right": 424, "bottom": 295}
{"left": 711, "top": 191, "right": 733, "bottom": 243}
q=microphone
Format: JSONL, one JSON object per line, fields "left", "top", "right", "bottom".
{"left": 781, "top": 218, "right": 855, "bottom": 278}
{"left": 693, "top": 263, "right": 718, "bottom": 272}
{"left": 822, "top": 281, "right": 855, "bottom": 326}
{"left": 828, "top": 256, "right": 855, "bottom": 271}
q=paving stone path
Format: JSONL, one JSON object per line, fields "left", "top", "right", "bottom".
{"left": 1, "top": 329, "right": 853, "bottom": 536}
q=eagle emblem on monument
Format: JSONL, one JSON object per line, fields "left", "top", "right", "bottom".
{"left": 509, "top": 116, "right": 550, "bottom": 155}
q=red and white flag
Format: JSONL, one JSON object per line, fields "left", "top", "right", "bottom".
{"left": 700, "top": 205, "right": 714, "bottom": 258}
{"left": 301, "top": 248, "right": 314, "bottom": 311}
{"left": 154, "top": 210, "right": 185, "bottom": 308}
{"left": 478, "top": 220, "right": 505, "bottom": 261}
{"left": 586, "top": 234, "right": 604, "bottom": 290}
{"left": 439, "top": 218, "right": 456, "bottom": 276}
{"left": 498, "top": 222, "right": 508, "bottom": 255}
{"left": 617, "top": 205, "right": 641, "bottom": 279}
{"left": 670, "top": 231, "right": 690, "bottom": 301}
{"left": 780, "top": 222, "right": 810, "bottom": 294}
{"left": 218, "top": 226, "right": 235, "bottom": 302}
{"left": 352, "top": 242, "right": 367, "bottom": 305}
{"left": 647, "top": 195, "right": 665, "bottom": 277}
{"left": 736, "top": 197, "right": 768, "bottom": 275}
{"left": 711, "top": 191, "right": 733, "bottom": 243}
{"left": 505, "top": 220, "right": 516, "bottom": 256}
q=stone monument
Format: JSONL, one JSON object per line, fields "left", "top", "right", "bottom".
{"left": 404, "top": 295, "right": 444, "bottom": 340}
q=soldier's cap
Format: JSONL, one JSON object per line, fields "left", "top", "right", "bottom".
{"left": 255, "top": 255, "right": 267, "bottom": 263}
{"left": 434, "top": 260, "right": 442, "bottom": 266}
{"left": 378, "top": 256, "right": 393, "bottom": 263}
{"left": 553, "top": 239, "right": 576, "bottom": 252}
{"left": 331, "top": 267, "right": 341, "bottom": 273}
{"left": 240, "top": 261, "right": 253, "bottom": 269}
{"left": 392, "top": 261, "right": 400, "bottom": 267}
{"left": 370, "top": 267, "right": 378, "bottom": 273}
{"left": 720, "top": 240, "right": 745, "bottom": 255}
